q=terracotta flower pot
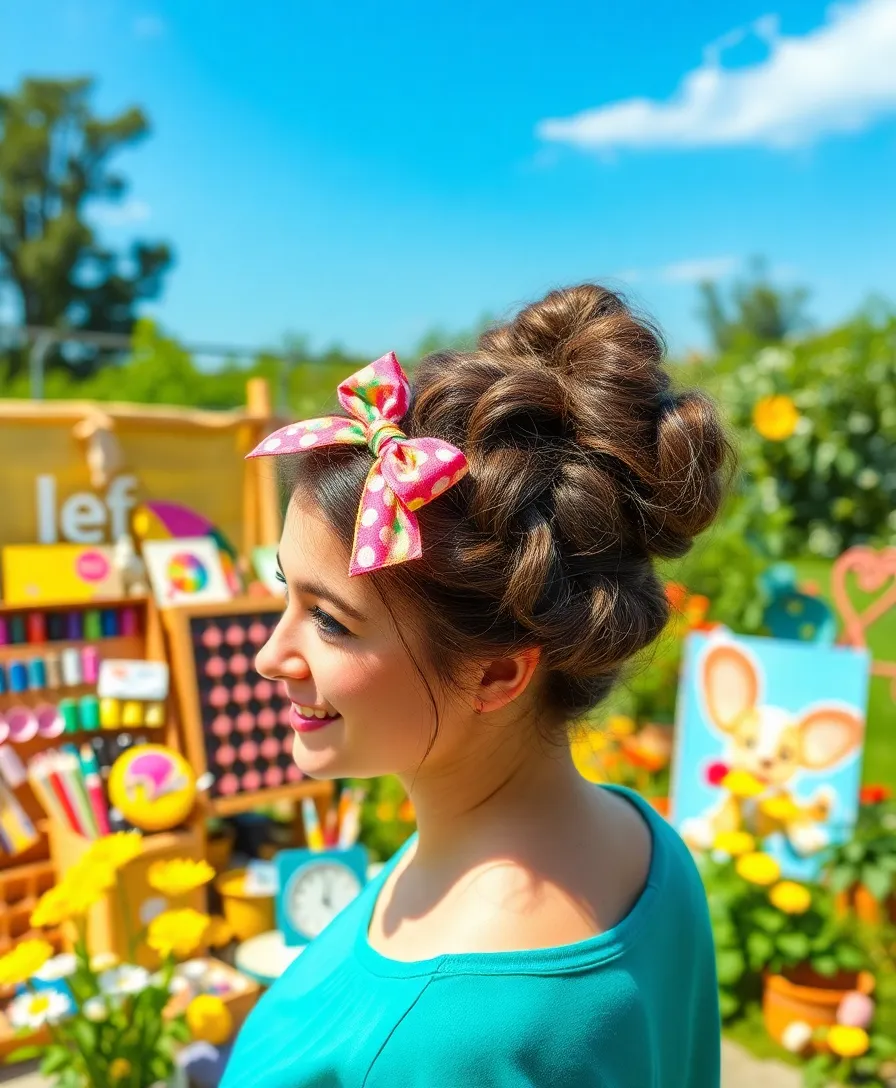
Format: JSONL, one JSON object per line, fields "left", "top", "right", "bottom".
{"left": 763, "top": 966, "right": 859, "bottom": 1047}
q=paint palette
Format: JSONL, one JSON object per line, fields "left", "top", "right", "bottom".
{"left": 183, "top": 610, "right": 301, "bottom": 801}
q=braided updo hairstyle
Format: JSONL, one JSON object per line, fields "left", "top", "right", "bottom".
{"left": 284, "top": 284, "right": 734, "bottom": 740}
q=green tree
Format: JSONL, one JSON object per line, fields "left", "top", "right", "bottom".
{"left": 0, "top": 77, "right": 172, "bottom": 378}
{"left": 697, "top": 260, "right": 810, "bottom": 353}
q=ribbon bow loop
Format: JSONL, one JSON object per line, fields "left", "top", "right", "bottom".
{"left": 247, "top": 351, "right": 468, "bottom": 576}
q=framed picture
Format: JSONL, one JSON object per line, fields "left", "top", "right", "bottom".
{"left": 142, "top": 537, "right": 232, "bottom": 608}
{"left": 671, "top": 631, "right": 871, "bottom": 879}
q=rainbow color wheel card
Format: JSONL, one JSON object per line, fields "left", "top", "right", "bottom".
{"left": 142, "top": 536, "right": 233, "bottom": 607}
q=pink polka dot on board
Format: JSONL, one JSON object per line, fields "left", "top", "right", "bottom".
{"left": 211, "top": 714, "right": 232, "bottom": 738}
{"left": 261, "top": 737, "right": 280, "bottom": 760}
{"left": 218, "top": 773, "right": 239, "bottom": 796}
{"left": 282, "top": 734, "right": 294, "bottom": 754}
{"left": 228, "top": 653, "right": 249, "bottom": 676}
{"left": 278, "top": 706, "right": 292, "bottom": 727}
{"left": 264, "top": 766, "right": 284, "bottom": 788}
{"left": 209, "top": 686, "right": 230, "bottom": 709}
{"left": 225, "top": 624, "right": 245, "bottom": 647}
{"left": 257, "top": 707, "right": 277, "bottom": 730}
{"left": 254, "top": 679, "right": 273, "bottom": 701}
{"left": 247, "top": 622, "right": 269, "bottom": 646}
{"left": 201, "top": 625, "right": 223, "bottom": 649}
{"left": 241, "top": 769, "right": 262, "bottom": 792}
{"left": 286, "top": 764, "right": 302, "bottom": 782}
{"left": 236, "top": 711, "right": 256, "bottom": 734}
{"left": 204, "top": 657, "right": 226, "bottom": 680}
{"left": 239, "top": 740, "right": 258, "bottom": 763}
{"left": 232, "top": 682, "right": 253, "bottom": 705}
{"left": 215, "top": 745, "right": 236, "bottom": 768}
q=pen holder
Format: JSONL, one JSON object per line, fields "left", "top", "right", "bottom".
{"left": 47, "top": 819, "right": 208, "bottom": 969}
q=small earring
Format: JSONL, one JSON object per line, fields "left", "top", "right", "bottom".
{"left": 473, "top": 698, "right": 483, "bottom": 715}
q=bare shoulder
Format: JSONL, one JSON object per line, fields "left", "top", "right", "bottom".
{"left": 469, "top": 787, "right": 654, "bottom": 951}
{"left": 369, "top": 788, "right": 654, "bottom": 960}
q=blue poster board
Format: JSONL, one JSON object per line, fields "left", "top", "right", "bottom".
{"left": 671, "top": 631, "right": 871, "bottom": 880}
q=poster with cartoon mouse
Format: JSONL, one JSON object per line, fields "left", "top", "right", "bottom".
{"left": 671, "top": 631, "right": 871, "bottom": 880}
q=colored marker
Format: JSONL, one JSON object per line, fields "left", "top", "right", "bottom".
{"left": 8, "top": 661, "right": 28, "bottom": 694}
{"left": 9, "top": 616, "right": 26, "bottom": 644}
{"left": 27, "top": 612, "right": 47, "bottom": 644}
{"left": 302, "top": 798, "right": 325, "bottom": 851}
{"left": 120, "top": 608, "right": 139, "bottom": 637}
{"left": 100, "top": 609, "right": 118, "bottom": 637}
{"left": 81, "top": 646, "right": 100, "bottom": 684}
{"left": 79, "top": 745, "right": 111, "bottom": 835}
{"left": 66, "top": 612, "right": 83, "bottom": 641}
{"left": 47, "top": 613, "right": 66, "bottom": 641}
{"left": 61, "top": 648, "right": 82, "bottom": 687}
{"left": 83, "top": 610, "right": 102, "bottom": 640}
{"left": 44, "top": 652, "right": 62, "bottom": 690}
{"left": 27, "top": 658, "right": 47, "bottom": 690}
{"left": 0, "top": 618, "right": 8, "bottom": 646}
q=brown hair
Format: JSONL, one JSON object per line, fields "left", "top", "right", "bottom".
{"left": 282, "top": 284, "right": 734, "bottom": 738}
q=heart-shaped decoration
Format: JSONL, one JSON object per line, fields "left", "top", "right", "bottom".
{"left": 831, "top": 545, "right": 896, "bottom": 701}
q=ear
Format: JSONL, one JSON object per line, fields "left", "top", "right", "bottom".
{"left": 701, "top": 644, "right": 759, "bottom": 734}
{"left": 475, "top": 648, "right": 541, "bottom": 714}
{"left": 798, "top": 707, "right": 863, "bottom": 770}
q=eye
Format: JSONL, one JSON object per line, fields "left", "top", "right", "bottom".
{"left": 309, "top": 606, "right": 351, "bottom": 639}
{"left": 780, "top": 747, "right": 793, "bottom": 761}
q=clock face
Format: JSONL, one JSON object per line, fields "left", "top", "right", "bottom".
{"left": 286, "top": 861, "right": 363, "bottom": 939}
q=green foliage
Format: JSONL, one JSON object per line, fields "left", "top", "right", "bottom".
{"left": 684, "top": 304, "right": 896, "bottom": 559}
{"left": 700, "top": 852, "right": 868, "bottom": 1023}
{"left": 697, "top": 259, "right": 811, "bottom": 353}
{"left": 0, "top": 77, "right": 172, "bottom": 378}
{"left": 823, "top": 798, "right": 896, "bottom": 905}
{"left": 349, "top": 775, "right": 415, "bottom": 863}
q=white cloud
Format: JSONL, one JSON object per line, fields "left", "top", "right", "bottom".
{"left": 613, "top": 257, "right": 740, "bottom": 284}
{"left": 660, "top": 256, "right": 740, "bottom": 282}
{"left": 537, "top": 0, "right": 896, "bottom": 152}
{"left": 133, "top": 14, "right": 165, "bottom": 38}
{"left": 90, "top": 199, "right": 152, "bottom": 227}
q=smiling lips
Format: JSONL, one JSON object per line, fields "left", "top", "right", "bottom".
{"left": 289, "top": 704, "right": 341, "bottom": 734}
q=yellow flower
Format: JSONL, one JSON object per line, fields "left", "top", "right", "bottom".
{"left": 31, "top": 884, "right": 75, "bottom": 929}
{"left": 753, "top": 395, "right": 799, "bottom": 441}
{"left": 84, "top": 831, "right": 143, "bottom": 870}
{"left": 713, "top": 831, "right": 756, "bottom": 857}
{"left": 186, "top": 994, "right": 233, "bottom": 1045}
{"left": 109, "top": 1057, "right": 132, "bottom": 1081}
{"left": 67, "top": 859, "right": 117, "bottom": 894}
{"left": 736, "top": 851, "right": 782, "bottom": 886}
{"left": 827, "top": 1025, "right": 870, "bottom": 1058}
{"left": 148, "top": 858, "right": 216, "bottom": 899}
{"left": 721, "top": 770, "right": 766, "bottom": 799}
{"left": 607, "top": 715, "right": 636, "bottom": 737}
{"left": 0, "top": 939, "right": 54, "bottom": 987}
{"left": 204, "top": 915, "right": 234, "bottom": 949}
{"left": 769, "top": 881, "right": 812, "bottom": 915}
{"left": 147, "top": 909, "right": 210, "bottom": 959}
{"left": 759, "top": 796, "right": 803, "bottom": 823}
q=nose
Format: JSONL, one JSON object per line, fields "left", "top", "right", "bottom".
{"left": 759, "top": 757, "right": 774, "bottom": 770}
{"left": 254, "top": 620, "right": 311, "bottom": 684}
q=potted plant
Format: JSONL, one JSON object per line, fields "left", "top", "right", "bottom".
{"left": 0, "top": 832, "right": 234, "bottom": 1087}
{"left": 824, "top": 787, "right": 896, "bottom": 927}
{"left": 700, "top": 834, "right": 868, "bottom": 1036}
{"left": 795, "top": 979, "right": 896, "bottom": 1087}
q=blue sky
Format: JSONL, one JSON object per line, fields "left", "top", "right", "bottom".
{"left": 2, "top": 0, "right": 895, "bottom": 358}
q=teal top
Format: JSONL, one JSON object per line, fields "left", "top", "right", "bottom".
{"left": 221, "top": 787, "right": 720, "bottom": 1087}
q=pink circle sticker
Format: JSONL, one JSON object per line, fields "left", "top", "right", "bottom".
{"left": 76, "top": 550, "right": 111, "bottom": 583}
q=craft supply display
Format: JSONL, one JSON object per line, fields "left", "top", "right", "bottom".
{"left": 163, "top": 600, "right": 312, "bottom": 812}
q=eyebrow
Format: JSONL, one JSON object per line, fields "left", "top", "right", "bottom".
{"left": 276, "top": 553, "right": 368, "bottom": 624}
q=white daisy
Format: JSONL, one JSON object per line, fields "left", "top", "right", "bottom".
{"left": 8, "top": 989, "right": 72, "bottom": 1029}
{"left": 99, "top": 963, "right": 151, "bottom": 997}
{"left": 82, "top": 996, "right": 109, "bottom": 1023}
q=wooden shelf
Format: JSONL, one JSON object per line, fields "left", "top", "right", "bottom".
{"left": 0, "top": 594, "right": 152, "bottom": 616}
{"left": 208, "top": 778, "right": 332, "bottom": 818}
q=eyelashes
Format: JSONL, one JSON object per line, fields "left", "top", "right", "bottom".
{"left": 274, "top": 571, "right": 352, "bottom": 639}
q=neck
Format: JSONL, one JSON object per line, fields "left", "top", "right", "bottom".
{"left": 398, "top": 718, "right": 594, "bottom": 867}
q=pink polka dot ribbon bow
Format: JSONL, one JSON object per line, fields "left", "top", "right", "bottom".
{"left": 247, "top": 351, "right": 469, "bottom": 576}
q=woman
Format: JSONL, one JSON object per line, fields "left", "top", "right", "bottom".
{"left": 221, "top": 284, "right": 730, "bottom": 1086}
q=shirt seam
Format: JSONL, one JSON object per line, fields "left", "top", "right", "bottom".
{"left": 360, "top": 974, "right": 440, "bottom": 1088}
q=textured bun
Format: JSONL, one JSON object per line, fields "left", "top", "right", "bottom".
{"left": 291, "top": 284, "right": 734, "bottom": 729}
